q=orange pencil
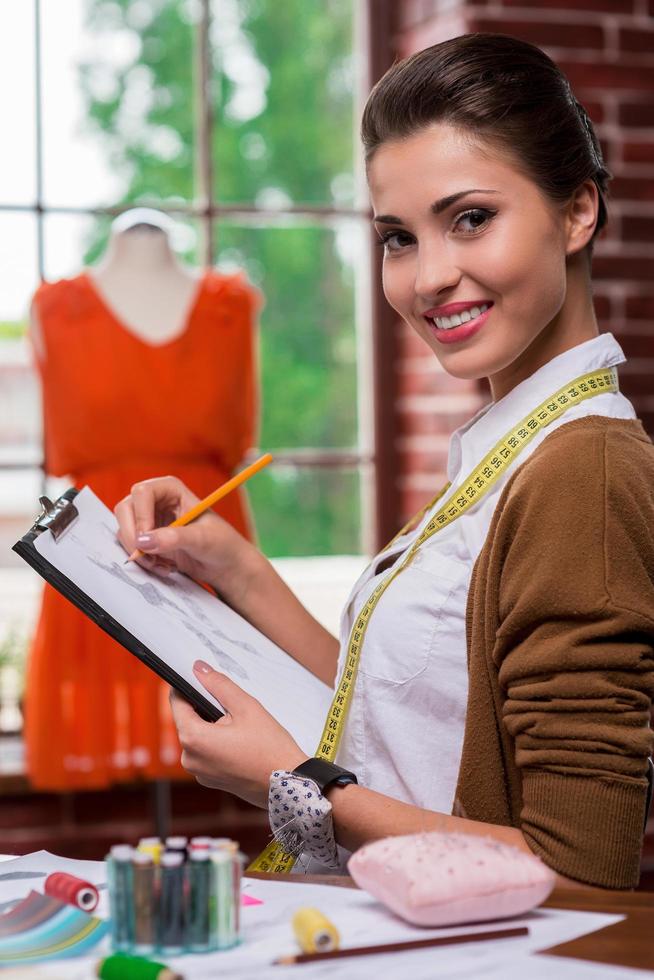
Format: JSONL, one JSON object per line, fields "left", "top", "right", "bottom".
{"left": 126, "top": 452, "right": 273, "bottom": 563}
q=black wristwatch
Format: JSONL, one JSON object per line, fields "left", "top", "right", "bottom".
{"left": 292, "top": 757, "right": 358, "bottom": 794}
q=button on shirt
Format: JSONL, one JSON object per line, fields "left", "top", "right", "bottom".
{"left": 334, "top": 334, "right": 637, "bottom": 815}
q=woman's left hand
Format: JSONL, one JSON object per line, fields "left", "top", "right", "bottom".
{"left": 170, "top": 660, "right": 308, "bottom": 808}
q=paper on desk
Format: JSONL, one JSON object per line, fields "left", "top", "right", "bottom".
{"left": 33, "top": 487, "right": 333, "bottom": 755}
{"left": 0, "top": 851, "right": 110, "bottom": 918}
{"left": 6, "top": 865, "right": 646, "bottom": 980}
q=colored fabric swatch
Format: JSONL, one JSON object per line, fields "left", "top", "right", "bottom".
{"left": 0, "top": 890, "right": 108, "bottom": 964}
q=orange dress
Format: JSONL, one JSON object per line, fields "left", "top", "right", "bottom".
{"left": 24, "top": 270, "right": 259, "bottom": 790}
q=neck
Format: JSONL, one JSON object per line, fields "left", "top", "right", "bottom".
{"left": 97, "top": 229, "right": 179, "bottom": 277}
{"left": 488, "top": 255, "right": 600, "bottom": 402}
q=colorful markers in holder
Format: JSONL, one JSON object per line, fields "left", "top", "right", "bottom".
{"left": 105, "top": 836, "right": 242, "bottom": 955}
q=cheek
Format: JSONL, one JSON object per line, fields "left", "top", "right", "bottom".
{"left": 484, "top": 221, "right": 566, "bottom": 319}
{"left": 381, "top": 257, "right": 413, "bottom": 316}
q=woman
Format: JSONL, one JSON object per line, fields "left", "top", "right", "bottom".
{"left": 115, "top": 34, "right": 654, "bottom": 888}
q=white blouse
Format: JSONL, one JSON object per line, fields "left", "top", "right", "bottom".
{"left": 334, "top": 334, "right": 637, "bottom": 814}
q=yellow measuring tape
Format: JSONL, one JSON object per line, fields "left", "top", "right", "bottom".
{"left": 248, "top": 367, "right": 618, "bottom": 873}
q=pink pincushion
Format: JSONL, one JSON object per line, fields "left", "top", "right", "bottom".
{"left": 347, "top": 832, "right": 556, "bottom": 927}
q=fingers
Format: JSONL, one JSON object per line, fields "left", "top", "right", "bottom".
{"left": 169, "top": 687, "right": 198, "bottom": 733}
{"left": 114, "top": 494, "right": 138, "bottom": 555}
{"left": 131, "top": 477, "right": 188, "bottom": 537}
{"left": 114, "top": 476, "right": 197, "bottom": 560}
{"left": 193, "top": 660, "right": 252, "bottom": 711}
{"left": 133, "top": 525, "right": 209, "bottom": 576}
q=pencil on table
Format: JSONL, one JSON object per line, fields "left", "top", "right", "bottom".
{"left": 125, "top": 452, "right": 273, "bottom": 563}
{"left": 273, "top": 924, "right": 529, "bottom": 965}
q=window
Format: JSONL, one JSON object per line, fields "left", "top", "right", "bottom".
{"left": 0, "top": 0, "right": 377, "bottom": 728}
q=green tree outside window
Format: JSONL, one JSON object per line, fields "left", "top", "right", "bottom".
{"left": 78, "top": 0, "right": 363, "bottom": 556}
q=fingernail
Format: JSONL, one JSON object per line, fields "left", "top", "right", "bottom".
{"left": 136, "top": 532, "right": 155, "bottom": 549}
{"left": 193, "top": 660, "right": 213, "bottom": 675}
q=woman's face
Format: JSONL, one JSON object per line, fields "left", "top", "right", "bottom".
{"left": 368, "top": 123, "right": 589, "bottom": 400}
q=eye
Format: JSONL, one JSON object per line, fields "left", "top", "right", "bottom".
{"left": 377, "top": 229, "right": 415, "bottom": 253}
{"left": 453, "top": 208, "right": 496, "bottom": 235}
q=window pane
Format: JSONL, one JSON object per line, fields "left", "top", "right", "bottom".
{"left": 212, "top": 0, "right": 357, "bottom": 206}
{"left": 44, "top": 211, "right": 204, "bottom": 280}
{"left": 215, "top": 219, "right": 361, "bottom": 449}
{"left": 0, "top": 3, "right": 37, "bottom": 205}
{"left": 41, "top": 0, "right": 196, "bottom": 207}
{"left": 249, "top": 466, "right": 361, "bottom": 557}
{"left": 0, "top": 213, "right": 41, "bottom": 567}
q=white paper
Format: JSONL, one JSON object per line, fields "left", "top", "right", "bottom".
{"left": 33, "top": 487, "right": 332, "bottom": 755}
{"left": 1, "top": 853, "right": 648, "bottom": 980}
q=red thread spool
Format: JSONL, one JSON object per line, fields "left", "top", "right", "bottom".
{"left": 44, "top": 872, "right": 99, "bottom": 912}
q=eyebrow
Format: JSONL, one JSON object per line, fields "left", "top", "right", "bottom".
{"left": 373, "top": 189, "right": 500, "bottom": 225}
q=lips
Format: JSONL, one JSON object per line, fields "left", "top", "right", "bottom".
{"left": 424, "top": 303, "right": 493, "bottom": 345}
{"left": 423, "top": 301, "right": 493, "bottom": 331}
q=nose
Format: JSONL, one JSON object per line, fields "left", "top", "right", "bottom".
{"left": 414, "top": 240, "right": 461, "bottom": 303}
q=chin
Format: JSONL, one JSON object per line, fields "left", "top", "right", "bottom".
{"left": 428, "top": 346, "right": 492, "bottom": 383}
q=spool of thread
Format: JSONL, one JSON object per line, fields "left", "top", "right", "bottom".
{"left": 158, "top": 850, "right": 186, "bottom": 955}
{"left": 96, "top": 953, "right": 183, "bottom": 980}
{"left": 132, "top": 852, "right": 156, "bottom": 955}
{"left": 138, "top": 837, "right": 163, "bottom": 865}
{"left": 44, "top": 871, "right": 99, "bottom": 912}
{"left": 292, "top": 907, "right": 340, "bottom": 954}
{"left": 186, "top": 850, "right": 211, "bottom": 953}
{"left": 210, "top": 850, "right": 237, "bottom": 950}
{"left": 106, "top": 844, "right": 133, "bottom": 951}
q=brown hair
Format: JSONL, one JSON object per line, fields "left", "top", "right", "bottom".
{"left": 362, "top": 33, "right": 610, "bottom": 249}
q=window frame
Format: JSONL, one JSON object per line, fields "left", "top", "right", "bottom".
{"left": 0, "top": 0, "right": 400, "bottom": 555}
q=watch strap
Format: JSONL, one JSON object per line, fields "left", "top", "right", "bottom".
{"left": 292, "top": 757, "right": 358, "bottom": 792}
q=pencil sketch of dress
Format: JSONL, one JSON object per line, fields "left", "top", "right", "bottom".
{"left": 87, "top": 555, "right": 248, "bottom": 680}
{"left": 84, "top": 520, "right": 302, "bottom": 683}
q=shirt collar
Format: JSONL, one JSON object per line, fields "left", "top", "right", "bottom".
{"left": 447, "top": 333, "right": 627, "bottom": 481}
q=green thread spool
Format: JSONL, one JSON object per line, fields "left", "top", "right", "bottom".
{"left": 96, "top": 953, "right": 183, "bottom": 980}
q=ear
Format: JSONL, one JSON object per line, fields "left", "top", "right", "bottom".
{"left": 565, "top": 179, "right": 600, "bottom": 257}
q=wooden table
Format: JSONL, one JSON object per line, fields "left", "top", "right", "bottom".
{"left": 542, "top": 886, "right": 654, "bottom": 971}
{"left": 247, "top": 873, "right": 654, "bottom": 972}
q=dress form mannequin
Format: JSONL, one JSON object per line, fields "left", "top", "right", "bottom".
{"left": 25, "top": 206, "right": 258, "bottom": 792}
{"left": 31, "top": 208, "right": 201, "bottom": 358}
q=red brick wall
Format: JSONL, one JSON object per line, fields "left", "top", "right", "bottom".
{"left": 389, "top": 0, "right": 654, "bottom": 524}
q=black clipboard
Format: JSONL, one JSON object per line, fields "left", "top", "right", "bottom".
{"left": 13, "top": 488, "right": 222, "bottom": 723}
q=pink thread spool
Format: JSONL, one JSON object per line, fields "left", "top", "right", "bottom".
{"left": 44, "top": 872, "right": 99, "bottom": 912}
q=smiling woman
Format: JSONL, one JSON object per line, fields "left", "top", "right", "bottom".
{"left": 114, "top": 33, "right": 654, "bottom": 890}
{"left": 370, "top": 124, "right": 596, "bottom": 398}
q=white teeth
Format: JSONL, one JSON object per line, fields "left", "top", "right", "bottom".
{"left": 433, "top": 303, "right": 490, "bottom": 330}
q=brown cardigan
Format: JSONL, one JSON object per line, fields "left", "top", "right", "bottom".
{"left": 456, "top": 415, "right": 654, "bottom": 889}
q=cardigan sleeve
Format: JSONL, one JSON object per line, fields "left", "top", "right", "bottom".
{"left": 494, "top": 422, "right": 654, "bottom": 887}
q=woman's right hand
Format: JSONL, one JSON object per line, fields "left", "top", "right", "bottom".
{"left": 114, "top": 476, "right": 260, "bottom": 604}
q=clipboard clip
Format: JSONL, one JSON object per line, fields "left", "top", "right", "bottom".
{"left": 36, "top": 495, "right": 79, "bottom": 541}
